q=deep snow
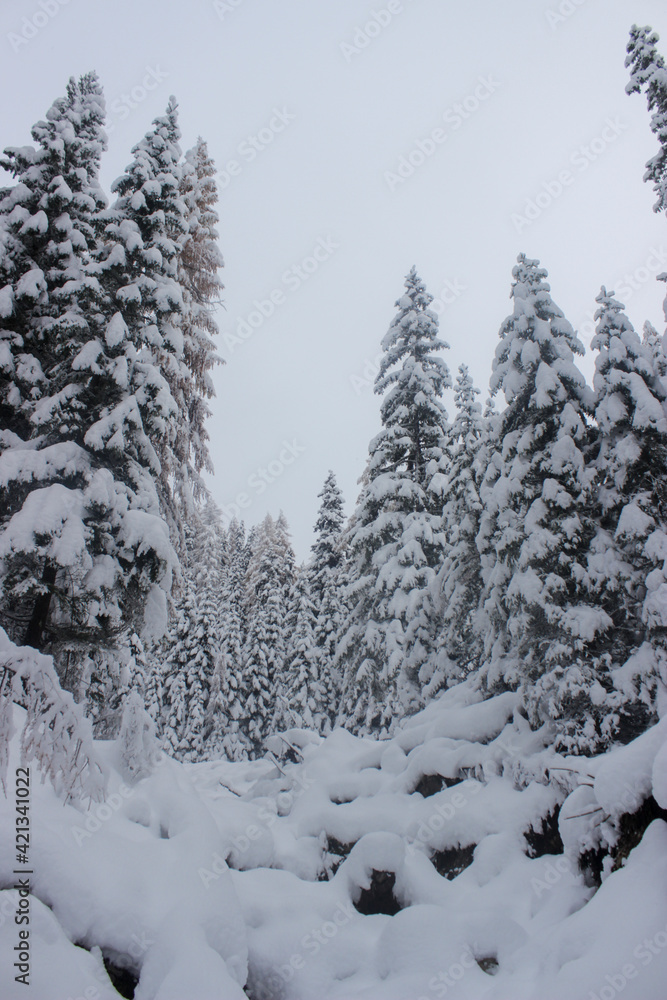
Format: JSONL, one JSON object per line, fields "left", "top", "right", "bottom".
{"left": 1, "top": 680, "right": 667, "bottom": 999}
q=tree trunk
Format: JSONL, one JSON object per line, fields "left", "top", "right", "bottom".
{"left": 24, "top": 562, "right": 57, "bottom": 651}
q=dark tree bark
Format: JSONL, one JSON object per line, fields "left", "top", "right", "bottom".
{"left": 24, "top": 563, "right": 57, "bottom": 650}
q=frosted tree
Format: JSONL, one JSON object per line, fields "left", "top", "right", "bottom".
{"left": 177, "top": 138, "right": 224, "bottom": 501}
{"left": 307, "top": 471, "right": 346, "bottom": 727}
{"left": 276, "top": 569, "right": 321, "bottom": 731}
{"left": 626, "top": 25, "right": 667, "bottom": 214}
{"left": 278, "top": 475, "right": 346, "bottom": 734}
{"left": 160, "top": 583, "right": 201, "bottom": 759}
{"left": 336, "top": 267, "right": 451, "bottom": 734}
{"left": 188, "top": 499, "right": 226, "bottom": 633}
{"left": 0, "top": 628, "right": 106, "bottom": 804}
{"left": 82, "top": 647, "right": 130, "bottom": 737}
{"left": 626, "top": 26, "right": 667, "bottom": 330}
{"left": 159, "top": 503, "right": 225, "bottom": 759}
{"left": 0, "top": 73, "right": 109, "bottom": 659}
{"left": 118, "top": 689, "right": 160, "bottom": 782}
{"left": 103, "top": 97, "right": 188, "bottom": 545}
{"left": 427, "top": 365, "right": 486, "bottom": 693}
{"left": 161, "top": 635, "right": 189, "bottom": 758}
{"left": 643, "top": 320, "right": 667, "bottom": 378}
{"left": 219, "top": 518, "right": 247, "bottom": 680}
{"left": 185, "top": 501, "right": 252, "bottom": 760}
{"left": 202, "top": 648, "right": 250, "bottom": 761}
{"left": 310, "top": 473, "right": 346, "bottom": 596}
{"left": 127, "top": 631, "right": 150, "bottom": 697}
{"left": 587, "top": 288, "right": 667, "bottom": 742}
{"left": 274, "top": 511, "right": 297, "bottom": 601}
{"left": 0, "top": 74, "right": 176, "bottom": 698}
{"left": 475, "top": 255, "right": 608, "bottom": 750}
{"left": 240, "top": 515, "right": 289, "bottom": 751}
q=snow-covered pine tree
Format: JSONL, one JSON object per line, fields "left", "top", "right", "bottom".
{"left": 102, "top": 97, "right": 188, "bottom": 546}
{"left": 0, "top": 75, "right": 176, "bottom": 697}
{"left": 0, "top": 74, "right": 108, "bottom": 659}
{"left": 177, "top": 138, "right": 223, "bottom": 502}
{"left": 626, "top": 25, "right": 667, "bottom": 214}
{"left": 274, "top": 511, "right": 297, "bottom": 602}
{"left": 643, "top": 320, "right": 667, "bottom": 378}
{"left": 276, "top": 567, "right": 321, "bottom": 731}
{"left": 308, "top": 471, "right": 346, "bottom": 729}
{"left": 202, "top": 647, "right": 249, "bottom": 760}
{"left": 160, "top": 501, "right": 225, "bottom": 760}
{"left": 118, "top": 688, "right": 159, "bottom": 782}
{"left": 144, "top": 638, "right": 164, "bottom": 728}
{"left": 161, "top": 623, "right": 189, "bottom": 758}
{"left": 587, "top": 287, "right": 667, "bottom": 742}
{"left": 626, "top": 26, "right": 667, "bottom": 332}
{"left": 128, "top": 630, "right": 150, "bottom": 697}
{"left": 220, "top": 517, "right": 246, "bottom": 674}
{"left": 476, "top": 255, "right": 609, "bottom": 751}
{"left": 203, "top": 518, "right": 249, "bottom": 758}
{"left": 161, "top": 572, "right": 210, "bottom": 760}
{"left": 240, "top": 514, "right": 290, "bottom": 751}
{"left": 426, "top": 364, "right": 486, "bottom": 693}
{"left": 336, "top": 267, "right": 451, "bottom": 735}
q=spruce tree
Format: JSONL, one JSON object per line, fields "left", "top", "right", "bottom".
{"left": 476, "top": 255, "right": 608, "bottom": 751}
{"left": 103, "top": 97, "right": 188, "bottom": 544}
{"left": 202, "top": 648, "right": 249, "bottom": 760}
{"left": 309, "top": 471, "right": 346, "bottom": 727}
{"left": 277, "top": 568, "right": 321, "bottom": 730}
{"left": 177, "top": 138, "right": 224, "bottom": 500}
{"left": 220, "top": 517, "right": 247, "bottom": 681}
{"left": 160, "top": 502, "right": 226, "bottom": 760}
{"left": 240, "top": 515, "right": 289, "bottom": 751}
{"left": 643, "top": 320, "right": 667, "bottom": 378}
{"left": 427, "top": 365, "right": 486, "bottom": 692}
{"left": 336, "top": 267, "right": 451, "bottom": 734}
{"left": 274, "top": 511, "right": 297, "bottom": 601}
{"left": 0, "top": 74, "right": 176, "bottom": 694}
{"left": 587, "top": 287, "right": 667, "bottom": 742}
{"left": 626, "top": 25, "right": 667, "bottom": 214}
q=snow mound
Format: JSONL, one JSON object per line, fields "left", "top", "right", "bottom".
{"left": 2, "top": 682, "right": 667, "bottom": 998}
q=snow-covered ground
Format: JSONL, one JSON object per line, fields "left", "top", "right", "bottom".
{"left": 1, "top": 682, "right": 667, "bottom": 1000}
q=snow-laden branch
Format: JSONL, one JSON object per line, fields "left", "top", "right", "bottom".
{"left": 0, "top": 627, "right": 106, "bottom": 804}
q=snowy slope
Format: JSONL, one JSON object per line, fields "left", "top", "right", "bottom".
{"left": 1, "top": 683, "right": 667, "bottom": 1000}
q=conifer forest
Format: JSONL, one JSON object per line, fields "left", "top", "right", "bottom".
{"left": 1, "top": 5, "right": 667, "bottom": 999}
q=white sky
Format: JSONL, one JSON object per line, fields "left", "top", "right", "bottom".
{"left": 2, "top": 0, "right": 667, "bottom": 558}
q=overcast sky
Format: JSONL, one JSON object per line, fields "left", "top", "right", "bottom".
{"left": 2, "top": 0, "right": 667, "bottom": 558}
